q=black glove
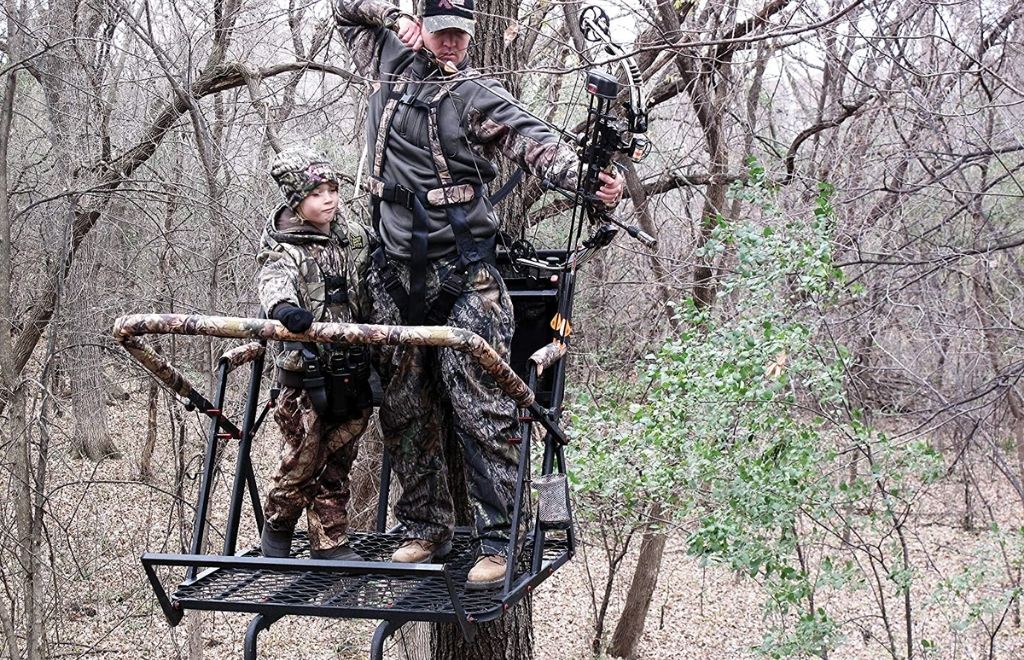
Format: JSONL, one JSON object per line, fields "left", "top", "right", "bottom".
{"left": 273, "top": 303, "right": 314, "bottom": 333}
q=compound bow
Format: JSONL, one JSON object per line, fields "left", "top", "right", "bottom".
{"left": 510, "top": 4, "right": 655, "bottom": 278}
{"left": 508, "top": 5, "right": 657, "bottom": 392}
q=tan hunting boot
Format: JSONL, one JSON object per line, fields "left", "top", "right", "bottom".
{"left": 391, "top": 538, "right": 452, "bottom": 563}
{"left": 466, "top": 554, "right": 506, "bottom": 590}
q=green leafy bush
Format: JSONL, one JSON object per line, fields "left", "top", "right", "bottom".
{"left": 571, "top": 164, "right": 945, "bottom": 656}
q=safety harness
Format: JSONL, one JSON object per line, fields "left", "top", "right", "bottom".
{"left": 368, "top": 59, "right": 495, "bottom": 325}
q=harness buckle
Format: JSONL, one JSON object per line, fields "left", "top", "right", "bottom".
{"left": 381, "top": 264, "right": 403, "bottom": 289}
{"left": 439, "top": 269, "right": 466, "bottom": 297}
{"left": 387, "top": 184, "right": 416, "bottom": 210}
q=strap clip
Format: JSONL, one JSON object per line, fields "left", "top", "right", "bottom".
{"left": 387, "top": 184, "right": 416, "bottom": 210}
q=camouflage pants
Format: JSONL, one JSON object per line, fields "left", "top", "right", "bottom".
{"left": 264, "top": 387, "right": 369, "bottom": 552}
{"left": 370, "top": 257, "right": 520, "bottom": 555}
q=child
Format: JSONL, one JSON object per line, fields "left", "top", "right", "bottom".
{"left": 256, "top": 148, "right": 374, "bottom": 560}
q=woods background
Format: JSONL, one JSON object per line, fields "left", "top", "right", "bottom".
{"left": 1, "top": 0, "right": 1023, "bottom": 657}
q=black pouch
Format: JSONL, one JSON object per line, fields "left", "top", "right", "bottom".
{"left": 276, "top": 342, "right": 329, "bottom": 413}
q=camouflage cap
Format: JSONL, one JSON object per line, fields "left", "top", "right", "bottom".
{"left": 421, "top": 0, "right": 475, "bottom": 37}
{"left": 270, "top": 148, "right": 340, "bottom": 210}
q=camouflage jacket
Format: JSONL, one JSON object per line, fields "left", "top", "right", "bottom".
{"left": 257, "top": 205, "right": 374, "bottom": 367}
{"left": 334, "top": 0, "right": 579, "bottom": 260}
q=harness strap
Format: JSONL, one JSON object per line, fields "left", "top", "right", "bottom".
{"left": 445, "top": 196, "right": 483, "bottom": 265}
{"left": 368, "top": 177, "right": 416, "bottom": 209}
{"left": 373, "top": 82, "right": 409, "bottom": 179}
{"left": 408, "top": 193, "right": 430, "bottom": 324}
{"left": 489, "top": 169, "right": 524, "bottom": 206}
{"left": 370, "top": 176, "right": 478, "bottom": 208}
{"left": 427, "top": 81, "right": 459, "bottom": 187}
{"left": 371, "top": 247, "right": 410, "bottom": 320}
{"left": 426, "top": 265, "right": 468, "bottom": 326}
{"left": 368, "top": 65, "right": 496, "bottom": 325}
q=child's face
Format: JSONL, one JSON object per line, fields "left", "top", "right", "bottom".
{"left": 298, "top": 182, "right": 339, "bottom": 229}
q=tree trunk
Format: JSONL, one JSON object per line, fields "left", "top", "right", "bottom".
{"left": 0, "top": 586, "right": 17, "bottom": 660}
{"left": 433, "top": 601, "right": 534, "bottom": 658}
{"left": 11, "top": 384, "right": 43, "bottom": 660}
{"left": 140, "top": 379, "right": 160, "bottom": 481}
{"left": 70, "top": 343, "right": 121, "bottom": 461}
{"left": 475, "top": 0, "right": 531, "bottom": 233}
{"left": 141, "top": 159, "right": 181, "bottom": 483}
{"left": 607, "top": 502, "right": 666, "bottom": 658}
{"left": 1, "top": 18, "right": 38, "bottom": 657}
{"left": 394, "top": 621, "right": 432, "bottom": 660}
{"left": 187, "top": 611, "right": 206, "bottom": 660}
{"left": 425, "top": 2, "right": 536, "bottom": 658}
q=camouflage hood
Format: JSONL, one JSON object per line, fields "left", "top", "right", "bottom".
{"left": 262, "top": 204, "right": 340, "bottom": 249}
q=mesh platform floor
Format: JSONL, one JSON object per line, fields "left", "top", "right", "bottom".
{"left": 171, "top": 531, "right": 569, "bottom": 621}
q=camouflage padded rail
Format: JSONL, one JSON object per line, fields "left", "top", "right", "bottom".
{"left": 111, "top": 314, "right": 535, "bottom": 408}
{"left": 221, "top": 342, "right": 266, "bottom": 371}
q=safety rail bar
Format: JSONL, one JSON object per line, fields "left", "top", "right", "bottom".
{"left": 113, "top": 314, "right": 534, "bottom": 405}
{"left": 113, "top": 314, "right": 569, "bottom": 445}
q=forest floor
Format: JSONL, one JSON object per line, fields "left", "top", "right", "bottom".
{"left": 37, "top": 389, "right": 1024, "bottom": 659}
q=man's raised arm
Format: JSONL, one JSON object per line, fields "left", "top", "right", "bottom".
{"left": 333, "top": 0, "right": 411, "bottom": 79}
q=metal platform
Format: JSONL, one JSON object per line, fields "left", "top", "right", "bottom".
{"left": 145, "top": 531, "right": 570, "bottom": 626}
{"left": 143, "top": 529, "right": 572, "bottom": 656}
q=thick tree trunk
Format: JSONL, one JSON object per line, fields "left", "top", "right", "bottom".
{"left": 426, "top": 2, "right": 536, "bottom": 658}
{"left": 433, "top": 601, "right": 534, "bottom": 658}
{"left": 70, "top": 343, "right": 121, "bottom": 461}
{"left": 475, "top": 0, "right": 531, "bottom": 233}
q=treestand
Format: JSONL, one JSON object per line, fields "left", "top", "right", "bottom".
{"left": 118, "top": 252, "right": 577, "bottom": 659}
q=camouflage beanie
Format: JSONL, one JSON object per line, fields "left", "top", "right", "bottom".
{"left": 270, "top": 148, "right": 339, "bottom": 210}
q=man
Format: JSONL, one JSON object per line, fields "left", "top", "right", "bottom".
{"left": 334, "top": 0, "right": 623, "bottom": 588}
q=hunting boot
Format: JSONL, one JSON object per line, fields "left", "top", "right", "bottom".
{"left": 310, "top": 543, "right": 361, "bottom": 561}
{"left": 260, "top": 524, "right": 294, "bottom": 558}
{"left": 391, "top": 538, "right": 452, "bottom": 563}
{"left": 466, "top": 554, "right": 505, "bottom": 590}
